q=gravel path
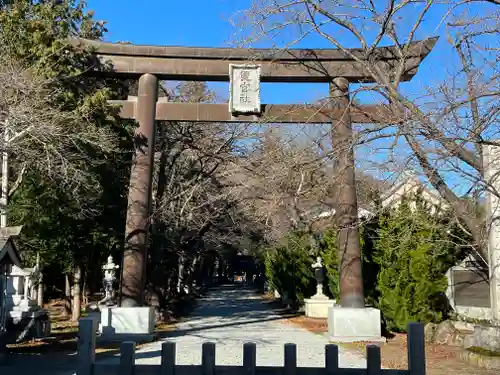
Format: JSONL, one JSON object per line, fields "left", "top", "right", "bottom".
{"left": 99, "top": 285, "right": 366, "bottom": 368}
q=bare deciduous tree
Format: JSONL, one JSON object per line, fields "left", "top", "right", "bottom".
{"left": 224, "top": 126, "right": 386, "bottom": 243}
{"left": 232, "top": 0, "right": 500, "bottom": 260}
{"left": 147, "top": 82, "right": 253, "bottom": 308}
{"left": 0, "top": 47, "right": 117, "bottom": 202}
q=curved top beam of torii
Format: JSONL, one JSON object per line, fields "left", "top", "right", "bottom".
{"left": 71, "top": 37, "right": 437, "bottom": 83}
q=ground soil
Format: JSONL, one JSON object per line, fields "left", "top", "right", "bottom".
{"left": 282, "top": 316, "right": 498, "bottom": 375}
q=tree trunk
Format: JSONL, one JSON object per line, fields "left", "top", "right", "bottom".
{"left": 186, "top": 255, "right": 200, "bottom": 292}
{"left": 82, "top": 273, "right": 89, "bottom": 307}
{"left": 63, "top": 273, "right": 72, "bottom": 319}
{"left": 71, "top": 265, "right": 82, "bottom": 322}
{"left": 177, "top": 254, "right": 185, "bottom": 294}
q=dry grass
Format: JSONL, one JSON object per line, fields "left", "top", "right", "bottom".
{"left": 281, "top": 315, "right": 328, "bottom": 333}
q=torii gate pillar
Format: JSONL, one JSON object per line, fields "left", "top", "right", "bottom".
{"left": 328, "top": 77, "right": 385, "bottom": 343}
{"left": 120, "top": 73, "right": 158, "bottom": 307}
{"left": 330, "top": 77, "right": 365, "bottom": 309}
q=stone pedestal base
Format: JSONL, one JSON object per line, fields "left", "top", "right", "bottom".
{"left": 99, "top": 307, "right": 155, "bottom": 337}
{"left": 328, "top": 306, "right": 386, "bottom": 342}
{"left": 304, "top": 295, "right": 337, "bottom": 318}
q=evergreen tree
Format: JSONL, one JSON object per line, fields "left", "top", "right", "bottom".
{"left": 319, "top": 230, "right": 339, "bottom": 299}
{"left": 374, "top": 194, "right": 460, "bottom": 331}
{"left": 0, "top": 1, "right": 132, "bottom": 318}
{"left": 265, "top": 231, "right": 315, "bottom": 302}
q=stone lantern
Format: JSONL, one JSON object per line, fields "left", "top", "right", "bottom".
{"left": 304, "top": 256, "right": 337, "bottom": 318}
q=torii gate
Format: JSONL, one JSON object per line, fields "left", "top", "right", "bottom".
{"left": 75, "top": 38, "right": 437, "bottom": 309}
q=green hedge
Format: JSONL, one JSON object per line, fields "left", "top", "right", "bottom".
{"left": 318, "top": 231, "right": 339, "bottom": 299}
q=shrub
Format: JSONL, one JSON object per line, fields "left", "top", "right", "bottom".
{"left": 264, "top": 192, "right": 464, "bottom": 323}
{"left": 264, "top": 231, "right": 315, "bottom": 302}
{"left": 318, "top": 226, "right": 379, "bottom": 304}
{"left": 318, "top": 230, "right": 339, "bottom": 299}
{"left": 263, "top": 230, "right": 343, "bottom": 302}
{"left": 374, "top": 198, "right": 457, "bottom": 331}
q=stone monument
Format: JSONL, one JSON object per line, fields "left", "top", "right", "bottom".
{"left": 304, "top": 256, "right": 337, "bottom": 318}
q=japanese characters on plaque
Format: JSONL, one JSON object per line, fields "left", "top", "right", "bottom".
{"left": 229, "top": 64, "right": 261, "bottom": 115}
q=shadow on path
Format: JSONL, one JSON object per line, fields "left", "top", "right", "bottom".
{"left": 125, "top": 285, "right": 307, "bottom": 363}
{"left": 1, "top": 285, "right": 294, "bottom": 373}
{"left": 159, "top": 313, "right": 298, "bottom": 339}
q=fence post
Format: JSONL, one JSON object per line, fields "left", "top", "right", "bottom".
{"left": 407, "top": 323, "right": 426, "bottom": 375}
{"left": 202, "top": 342, "right": 216, "bottom": 375}
{"left": 325, "top": 344, "right": 339, "bottom": 375}
{"left": 161, "top": 342, "right": 176, "bottom": 375}
{"left": 284, "top": 344, "right": 297, "bottom": 375}
{"left": 243, "top": 343, "right": 256, "bottom": 375}
{"left": 120, "top": 341, "right": 136, "bottom": 375}
{"left": 366, "top": 345, "right": 381, "bottom": 375}
{"left": 77, "top": 318, "right": 97, "bottom": 375}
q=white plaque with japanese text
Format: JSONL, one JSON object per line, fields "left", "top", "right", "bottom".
{"left": 229, "top": 64, "right": 261, "bottom": 115}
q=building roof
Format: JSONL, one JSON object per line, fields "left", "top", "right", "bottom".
{"left": 0, "top": 237, "right": 22, "bottom": 267}
{"left": 313, "top": 174, "right": 444, "bottom": 221}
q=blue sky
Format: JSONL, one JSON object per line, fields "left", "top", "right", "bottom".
{"left": 83, "top": 0, "right": 496, "bottom": 105}
{"left": 84, "top": 1, "right": 495, "bottom": 195}
{"left": 84, "top": 0, "right": 455, "bottom": 105}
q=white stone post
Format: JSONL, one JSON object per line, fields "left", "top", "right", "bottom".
{"left": 484, "top": 144, "right": 500, "bottom": 321}
{"left": 23, "top": 276, "right": 30, "bottom": 301}
{"left": 1, "top": 126, "right": 9, "bottom": 229}
{"left": 35, "top": 253, "right": 43, "bottom": 307}
{"left": 37, "top": 274, "right": 44, "bottom": 307}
